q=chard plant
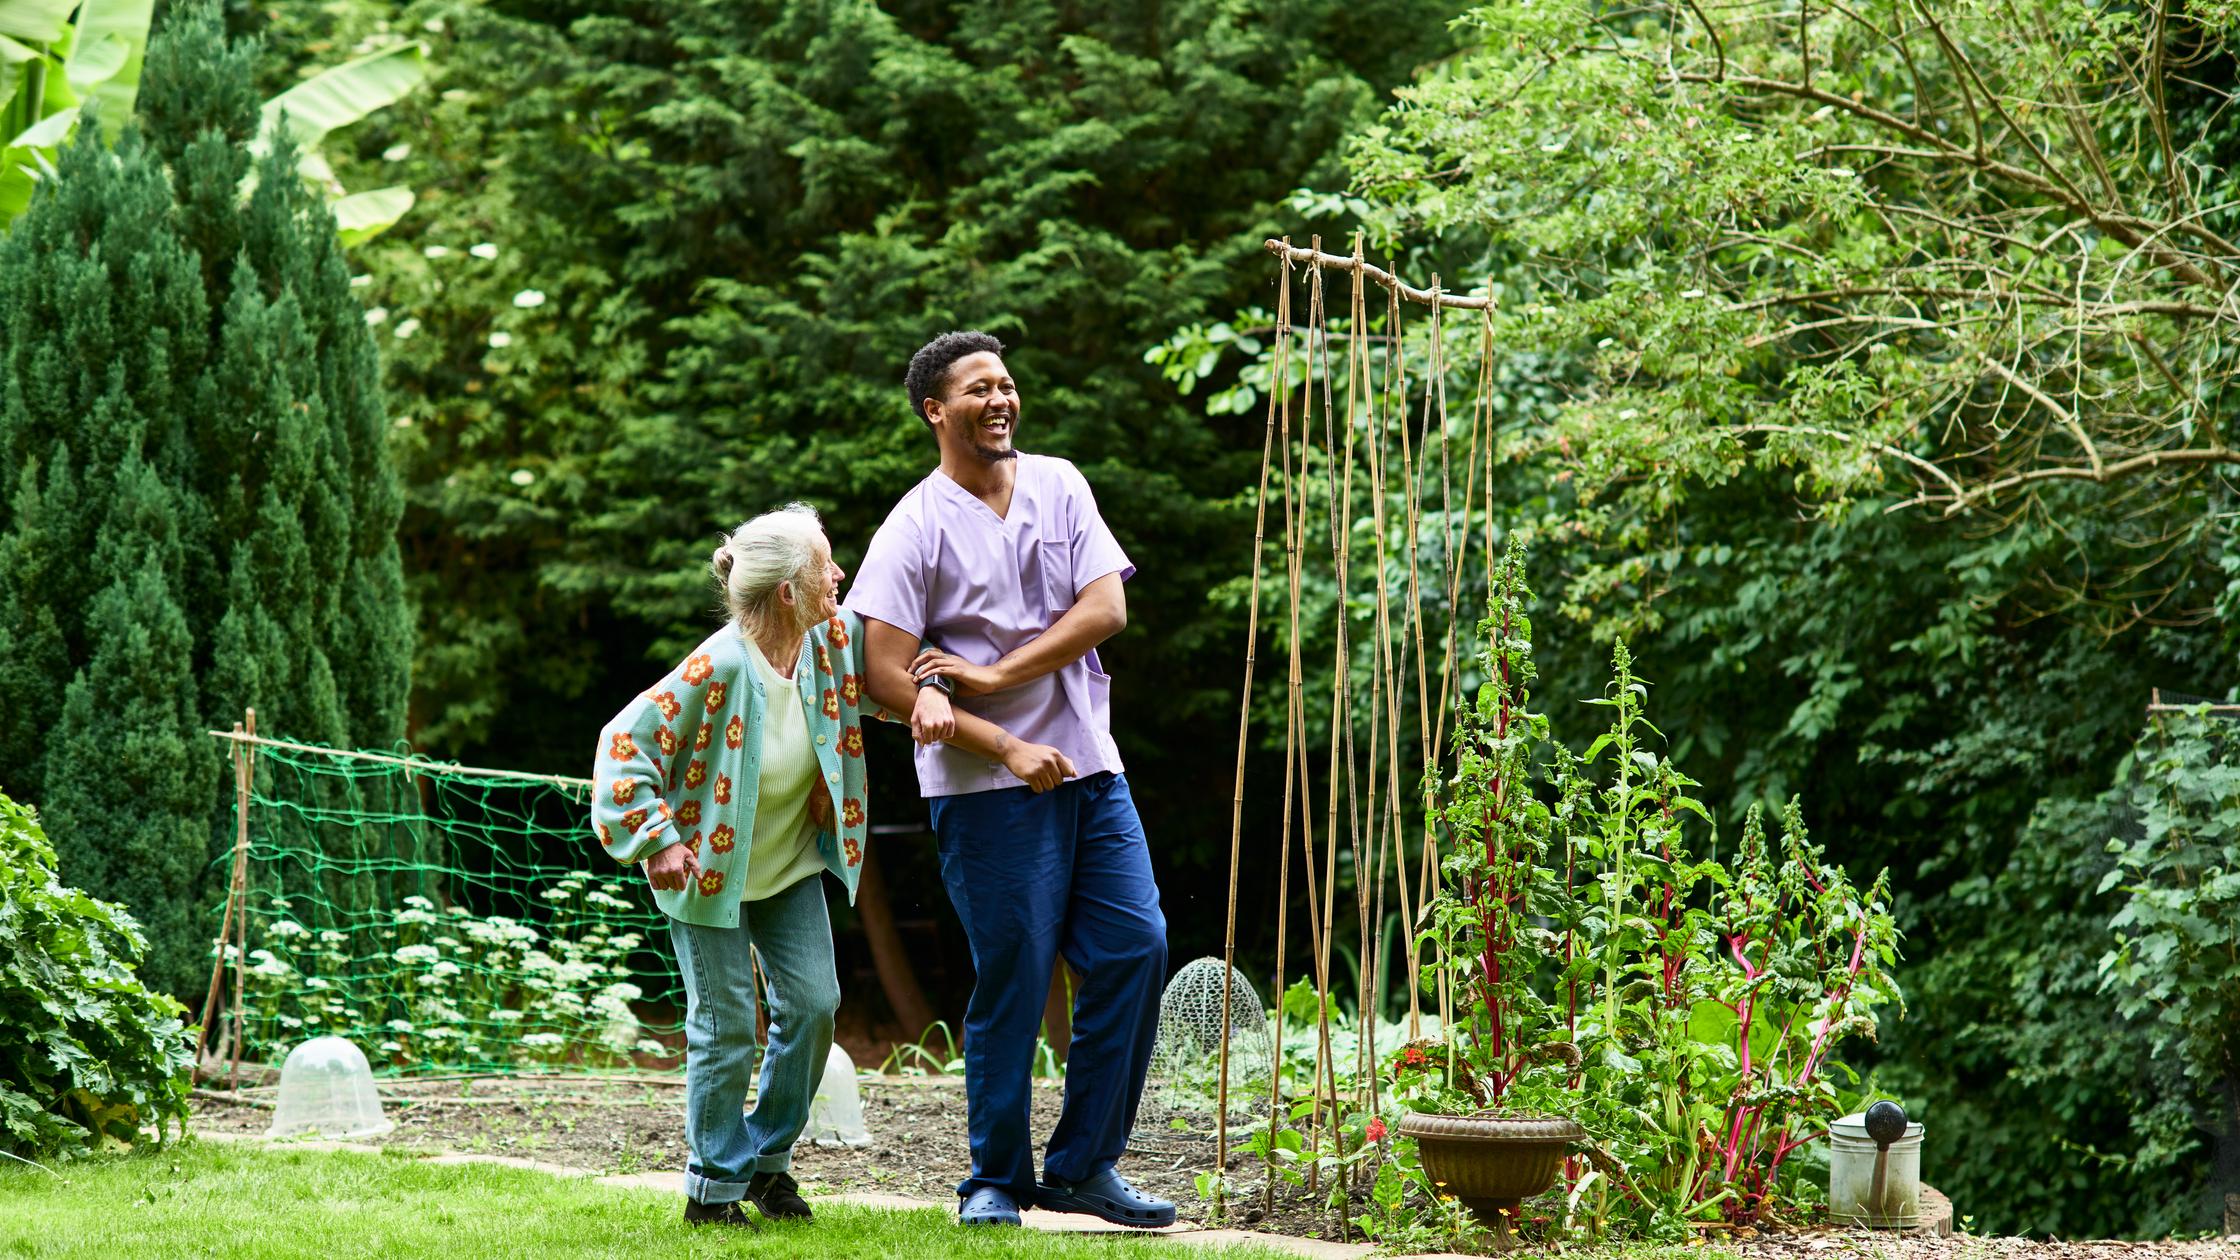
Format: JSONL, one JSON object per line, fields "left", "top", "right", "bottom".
{"left": 1372, "top": 538, "right": 1904, "bottom": 1242}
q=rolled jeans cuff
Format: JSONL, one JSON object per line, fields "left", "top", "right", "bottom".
{"left": 684, "top": 1166, "right": 750, "bottom": 1204}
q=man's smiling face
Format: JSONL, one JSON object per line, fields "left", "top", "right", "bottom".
{"left": 929, "top": 351, "right": 1019, "bottom": 464}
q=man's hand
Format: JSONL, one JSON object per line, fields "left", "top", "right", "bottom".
{"left": 910, "top": 648, "right": 1003, "bottom": 697}
{"left": 643, "top": 837, "right": 699, "bottom": 892}
{"left": 911, "top": 684, "right": 956, "bottom": 745}
{"left": 1002, "top": 739, "right": 1078, "bottom": 793}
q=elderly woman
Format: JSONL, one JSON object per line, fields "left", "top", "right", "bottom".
{"left": 591, "top": 504, "right": 950, "bottom": 1228}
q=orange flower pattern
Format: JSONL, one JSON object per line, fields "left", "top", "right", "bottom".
{"left": 598, "top": 613, "right": 884, "bottom": 904}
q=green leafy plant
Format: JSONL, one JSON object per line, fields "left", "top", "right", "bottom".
{"left": 0, "top": 790, "right": 192, "bottom": 1161}
{"left": 2099, "top": 708, "right": 2240, "bottom": 1151}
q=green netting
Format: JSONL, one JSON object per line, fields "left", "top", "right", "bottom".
{"left": 209, "top": 737, "right": 686, "bottom": 1076}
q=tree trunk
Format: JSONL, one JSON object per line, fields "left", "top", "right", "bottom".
{"left": 854, "top": 847, "right": 937, "bottom": 1040}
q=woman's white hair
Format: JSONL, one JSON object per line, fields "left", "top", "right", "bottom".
{"left": 711, "top": 503, "right": 825, "bottom": 626}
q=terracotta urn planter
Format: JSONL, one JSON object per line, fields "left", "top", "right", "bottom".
{"left": 1397, "top": 1111, "right": 1585, "bottom": 1245}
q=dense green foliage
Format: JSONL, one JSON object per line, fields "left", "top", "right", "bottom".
{"left": 0, "top": 0, "right": 412, "bottom": 994}
{"left": 0, "top": 790, "right": 192, "bottom": 1161}
{"left": 252, "top": 0, "right": 1459, "bottom": 846}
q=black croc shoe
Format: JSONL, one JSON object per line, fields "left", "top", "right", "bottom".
{"left": 747, "top": 1170, "right": 813, "bottom": 1221}
{"left": 1034, "top": 1168, "right": 1176, "bottom": 1228}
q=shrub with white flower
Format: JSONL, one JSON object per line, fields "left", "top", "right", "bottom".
{"left": 243, "top": 875, "right": 675, "bottom": 1072}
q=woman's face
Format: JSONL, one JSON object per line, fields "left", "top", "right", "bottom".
{"left": 798, "top": 534, "right": 844, "bottom": 626}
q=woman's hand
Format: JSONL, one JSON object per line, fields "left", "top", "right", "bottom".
{"left": 911, "top": 685, "right": 956, "bottom": 745}
{"left": 642, "top": 836, "right": 700, "bottom": 892}
{"left": 910, "top": 648, "right": 1004, "bottom": 697}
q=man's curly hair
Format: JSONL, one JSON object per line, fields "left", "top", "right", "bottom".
{"left": 904, "top": 331, "right": 1007, "bottom": 427}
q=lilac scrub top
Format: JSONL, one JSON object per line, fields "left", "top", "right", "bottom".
{"left": 843, "top": 453, "right": 1135, "bottom": 797}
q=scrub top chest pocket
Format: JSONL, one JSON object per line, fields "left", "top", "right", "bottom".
{"left": 1037, "top": 538, "right": 1075, "bottom": 614}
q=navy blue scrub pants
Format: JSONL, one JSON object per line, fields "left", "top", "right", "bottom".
{"left": 929, "top": 771, "right": 1168, "bottom": 1203}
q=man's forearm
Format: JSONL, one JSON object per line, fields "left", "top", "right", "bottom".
{"left": 864, "top": 616, "right": 1017, "bottom": 762}
{"left": 987, "top": 572, "right": 1125, "bottom": 690}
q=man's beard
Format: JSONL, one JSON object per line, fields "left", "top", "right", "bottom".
{"left": 973, "top": 444, "right": 1020, "bottom": 464}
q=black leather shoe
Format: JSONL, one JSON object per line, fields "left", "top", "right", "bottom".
{"left": 747, "top": 1170, "right": 813, "bottom": 1221}
{"left": 683, "top": 1198, "right": 758, "bottom": 1229}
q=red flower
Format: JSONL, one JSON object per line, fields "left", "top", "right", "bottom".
{"left": 843, "top": 837, "right": 861, "bottom": 867}
{"left": 841, "top": 726, "right": 863, "bottom": 758}
{"left": 1366, "top": 1117, "right": 1387, "bottom": 1143}
{"left": 713, "top": 774, "right": 733, "bottom": 805}
{"left": 684, "top": 829, "right": 703, "bottom": 855}
{"left": 815, "top": 643, "right": 833, "bottom": 676}
{"left": 725, "top": 715, "right": 744, "bottom": 749}
{"left": 620, "top": 808, "right": 648, "bottom": 833}
{"left": 656, "top": 726, "right": 681, "bottom": 757}
{"left": 825, "top": 617, "right": 850, "bottom": 649}
{"left": 694, "top": 724, "right": 712, "bottom": 751}
{"left": 607, "top": 733, "right": 637, "bottom": 761}
{"left": 842, "top": 798, "right": 864, "bottom": 828}
{"left": 840, "top": 673, "right": 861, "bottom": 707}
{"left": 675, "top": 800, "right": 702, "bottom": 827}
{"left": 647, "top": 690, "right": 682, "bottom": 721}
{"left": 704, "top": 681, "right": 728, "bottom": 712}
{"left": 708, "top": 824, "right": 737, "bottom": 854}
{"left": 656, "top": 800, "right": 673, "bottom": 820}
{"left": 610, "top": 778, "right": 638, "bottom": 805}
{"left": 597, "top": 823, "right": 615, "bottom": 846}
{"left": 684, "top": 760, "right": 708, "bottom": 789}
{"left": 682, "top": 654, "right": 715, "bottom": 685}
{"left": 696, "top": 869, "right": 725, "bottom": 897}
{"left": 807, "top": 784, "right": 834, "bottom": 831}
{"left": 820, "top": 689, "right": 839, "bottom": 719}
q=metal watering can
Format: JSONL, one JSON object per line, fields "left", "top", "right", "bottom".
{"left": 1828, "top": 1100, "right": 1923, "bottom": 1228}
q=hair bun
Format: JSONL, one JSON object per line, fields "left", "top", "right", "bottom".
{"left": 710, "top": 543, "right": 736, "bottom": 583}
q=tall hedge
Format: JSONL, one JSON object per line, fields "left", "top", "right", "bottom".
{"left": 0, "top": 0, "right": 411, "bottom": 997}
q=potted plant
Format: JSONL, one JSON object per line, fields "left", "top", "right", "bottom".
{"left": 1395, "top": 536, "right": 1584, "bottom": 1244}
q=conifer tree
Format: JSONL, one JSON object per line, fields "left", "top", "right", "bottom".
{"left": 0, "top": 0, "right": 411, "bottom": 995}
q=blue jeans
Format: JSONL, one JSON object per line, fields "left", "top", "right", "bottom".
{"left": 929, "top": 772, "right": 1168, "bottom": 1202}
{"left": 667, "top": 872, "right": 839, "bottom": 1204}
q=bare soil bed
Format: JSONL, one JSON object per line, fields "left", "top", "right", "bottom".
{"left": 187, "top": 1076, "right": 2240, "bottom": 1256}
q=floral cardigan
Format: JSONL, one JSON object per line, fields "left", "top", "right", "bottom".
{"left": 590, "top": 610, "right": 889, "bottom": 927}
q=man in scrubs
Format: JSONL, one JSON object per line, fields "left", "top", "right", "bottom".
{"left": 848, "top": 331, "right": 1173, "bottom": 1230}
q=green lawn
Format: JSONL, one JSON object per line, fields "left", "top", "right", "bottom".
{"left": 0, "top": 1141, "right": 1291, "bottom": 1260}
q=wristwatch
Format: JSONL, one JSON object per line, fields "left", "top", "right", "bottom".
{"left": 916, "top": 671, "right": 955, "bottom": 695}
